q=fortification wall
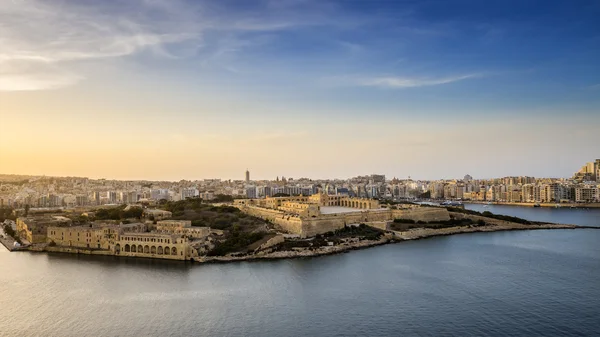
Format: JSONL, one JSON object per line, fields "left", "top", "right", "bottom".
{"left": 300, "top": 210, "right": 394, "bottom": 237}
{"left": 239, "top": 204, "right": 450, "bottom": 238}
{"left": 391, "top": 208, "right": 450, "bottom": 222}
{"left": 301, "top": 218, "right": 346, "bottom": 237}
{"left": 365, "top": 221, "right": 390, "bottom": 231}
{"left": 239, "top": 206, "right": 304, "bottom": 236}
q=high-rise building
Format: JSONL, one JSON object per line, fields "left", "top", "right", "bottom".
{"left": 181, "top": 188, "right": 199, "bottom": 200}
{"left": 575, "top": 185, "right": 599, "bottom": 202}
{"left": 108, "top": 191, "right": 117, "bottom": 204}
{"left": 573, "top": 159, "right": 600, "bottom": 182}
{"left": 93, "top": 191, "right": 101, "bottom": 205}
{"left": 48, "top": 194, "right": 60, "bottom": 207}
{"left": 245, "top": 169, "right": 250, "bottom": 183}
{"left": 76, "top": 195, "right": 88, "bottom": 206}
{"left": 245, "top": 186, "right": 257, "bottom": 199}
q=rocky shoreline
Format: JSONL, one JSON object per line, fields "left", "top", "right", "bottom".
{"left": 3, "top": 222, "right": 585, "bottom": 263}
{"left": 194, "top": 222, "right": 579, "bottom": 264}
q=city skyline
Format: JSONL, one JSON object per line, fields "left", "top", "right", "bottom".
{"left": 1, "top": 0, "right": 599, "bottom": 180}
{"left": 0, "top": 158, "right": 598, "bottom": 183}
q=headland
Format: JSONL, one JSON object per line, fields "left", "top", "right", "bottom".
{"left": 1, "top": 192, "right": 588, "bottom": 264}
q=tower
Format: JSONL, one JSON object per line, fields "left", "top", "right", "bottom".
{"left": 245, "top": 169, "right": 250, "bottom": 183}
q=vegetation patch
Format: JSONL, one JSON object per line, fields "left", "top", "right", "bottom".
{"left": 94, "top": 205, "right": 143, "bottom": 220}
{"left": 274, "top": 224, "right": 383, "bottom": 251}
{"left": 0, "top": 207, "right": 16, "bottom": 222}
{"left": 447, "top": 207, "right": 532, "bottom": 224}
{"left": 207, "top": 230, "right": 267, "bottom": 256}
{"left": 162, "top": 199, "right": 268, "bottom": 232}
{"left": 2, "top": 224, "right": 22, "bottom": 244}
{"left": 390, "top": 218, "right": 487, "bottom": 231}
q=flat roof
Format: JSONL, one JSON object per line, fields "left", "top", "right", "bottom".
{"left": 320, "top": 206, "right": 363, "bottom": 214}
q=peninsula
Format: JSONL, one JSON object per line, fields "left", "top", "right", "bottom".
{"left": 0, "top": 191, "right": 579, "bottom": 263}
{"left": 2, "top": 160, "right": 599, "bottom": 262}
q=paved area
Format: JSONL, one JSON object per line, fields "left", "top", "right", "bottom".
{"left": 320, "top": 206, "right": 363, "bottom": 214}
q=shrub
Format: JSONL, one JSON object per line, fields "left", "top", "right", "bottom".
{"left": 207, "top": 231, "right": 266, "bottom": 256}
{"left": 394, "top": 218, "right": 416, "bottom": 224}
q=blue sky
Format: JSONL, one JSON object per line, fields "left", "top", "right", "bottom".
{"left": 0, "top": 0, "right": 599, "bottom": 180}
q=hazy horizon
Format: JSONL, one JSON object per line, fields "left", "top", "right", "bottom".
{"left": 0, "top": 165, "right": 593, "bottom": 183}
{"left": 1, "top": 0, "right": 599, "bottom": 181}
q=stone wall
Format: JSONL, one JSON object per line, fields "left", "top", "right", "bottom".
{"left": 238, "top": 204, "right": 451, "bottom": 238}
{"left": 239, "top": 205, "right": 304, "bottom": 236}
{"left": 391, "top": 208, "right": 450, "bottom": 222}
{"left": 299, "top": 210, "right": 395, "bottom": 237}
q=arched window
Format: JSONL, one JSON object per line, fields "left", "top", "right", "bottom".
{"left": 124, "top": 244, "right": 130, "bottom": 252}
{"left": 164, "top": 246, "right": 170, "bottom": 255}
{"left": 171, "top": 247, "right": 177, "bottom": 255}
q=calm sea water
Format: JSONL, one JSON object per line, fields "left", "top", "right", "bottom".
{"left": 1, "top": 228, "right": 599, "bottom": 337}
{"left": 464, "top": 204, "right": 600, "bottom": 227}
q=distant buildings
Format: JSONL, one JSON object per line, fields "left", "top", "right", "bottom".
{"left": 1, "top": 161, "right": 599, "bottom": 213}
{"left": 180, "top": 188, "right": 199, "bottom": 200}
{"left": 573, "top": 159, "right": 600, "bottom": 182}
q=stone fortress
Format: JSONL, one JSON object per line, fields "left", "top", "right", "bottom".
{"left": 16, "top": 215, "right": 222, "bottom": 261}
{"left": 234, "top": 190, "right": 450, "bottom": 237}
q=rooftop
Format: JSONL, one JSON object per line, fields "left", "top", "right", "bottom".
{"left": 320, "top": 206, "right": 363, "bottom": 214}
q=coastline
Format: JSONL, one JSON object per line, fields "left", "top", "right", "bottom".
{"left": 463, "top": 201, "right": 600, "bottom": 209}
{"left": 5, "top": 223, "right": 591, "bottom": 262}
{"left": 0, "top": 236, "right": 15, "bottom": 252}
{"left": 193, "top": 222, "right": 579, "bottom": 264}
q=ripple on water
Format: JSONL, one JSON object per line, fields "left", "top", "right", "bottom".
{"left": 0, "top": 229, "right": 599, "bottom": 337}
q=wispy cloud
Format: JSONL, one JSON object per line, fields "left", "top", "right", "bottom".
{"left": 0, "top": 0, "right": 206, "bottom": 91}
{"left": 358, "top": 74, "right": 483, "bottom": 88}
{"left": 0, "top": 0, "right": 346, "bottom": 92}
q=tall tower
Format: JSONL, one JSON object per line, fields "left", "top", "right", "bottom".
{"left": 245, "top": 169, "right": 250, "bottom": 183}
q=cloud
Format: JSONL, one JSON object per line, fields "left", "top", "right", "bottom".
{"left": 0, "top": 0, "right": 337, "bottom": 92}
{"left": 359, "top": 74, "right": 482, "bottom": 88}
{"left": 0, "top": 0, "right": 206, "bottom": 91}
{"left": 0, "top": 72, "right": 82, "bottom": 92}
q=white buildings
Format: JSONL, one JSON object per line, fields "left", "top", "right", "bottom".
{"left": 180, "top": 188, "right": 199, "bottom": 200}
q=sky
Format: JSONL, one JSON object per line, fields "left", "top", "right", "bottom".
{"left": 0, "top": 0, "right": 599, "bottom": 181}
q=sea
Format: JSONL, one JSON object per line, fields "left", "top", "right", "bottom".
{"left": 0, "top": 206, "right": 599, "bottom": 337}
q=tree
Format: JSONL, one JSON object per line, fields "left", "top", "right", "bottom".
{"left": 24, "top": 204, "right": 30, "bottom": 217}
{"left": 418, "top": 191, "right": 431, "bottom": 199}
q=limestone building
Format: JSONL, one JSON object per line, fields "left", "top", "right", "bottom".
{"left": 154, "top": 220, "right": 221, "bottom": 239}
{"left": 17, "top": 216, "right": 72, "bottom": 244}
{"left": 234, "top": 191, "right": 449, "bottom": 238}
{"left": 46, "top": 221, "right": 201, "bottom": 261}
